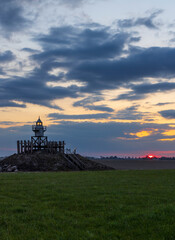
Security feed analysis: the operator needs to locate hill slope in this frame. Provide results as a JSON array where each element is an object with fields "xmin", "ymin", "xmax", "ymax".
[{"xmin": 0, "ymin": 152, "xmax": 113, "ymax": 172}]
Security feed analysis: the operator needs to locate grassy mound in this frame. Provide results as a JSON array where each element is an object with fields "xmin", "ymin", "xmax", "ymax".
[{"xmin": 0, "ymin": 152, "xmax": 112, "ymax": 172}]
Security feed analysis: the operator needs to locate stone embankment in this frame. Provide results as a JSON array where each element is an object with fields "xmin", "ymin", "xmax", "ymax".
[{"xmin": 0, "ymin": 152, "xmax": 113, "ymax": 172}]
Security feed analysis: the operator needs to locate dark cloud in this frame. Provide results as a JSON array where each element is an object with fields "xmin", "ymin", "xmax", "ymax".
[
  {"xmin": 156, "ymin": 102, "xmax": 174, "ymax": 106},
  {"xmin": 117, "ymin": 10, "xmax": 162, "ymax": 29},
  {"xmin": 0, "ymin": 50, "xmax": 15, "ymax": 62},
  {"xmin": 0, "ymin": 101, "xmax": 26, "ymax": 108},
  {"xmin": 115, "ymin": 106, "xmax": 144, "ymax": 120},
  {"xmin": 48, "ymin": 113, "xmax": 111, "ymax": 120},
  {"xmin": 114, "ymin": 93, "xmax": 146, "ymax": 101},
  {"xmin": 115, "ymin": 82, "xmax": 175, "ymax": 101},
  {"xmin": 32, "ymin": 23, "xmax": 175, "ymax": 94},
  {"xmin": 0, "ymin": 58, "xmax": 79, "ymax": 108},
  {"xmin": 0, "ymin": 0, "xmax": 30, "ymax": 34},
  {"xmin": 66, "ymin": 47, "xmax": 175, "ymax": 92},
  {"xmin": 21, "ymin": 48, "xmax": 40, "ymax": 53},
  {"xmin": 132, "ymin": 82, "xmax": 175, "ymax": 94},
  {"xmin": 159, "ymin": 110, "xmax": 175, "ymax": 119},
  {"xmin": 73, "ymin": 96, "xmax": 103, "ymax": 107},
  {"xmin": 3, "ymin": 22, "xmax": 175, "ymax": 109},
  {"xmin": 34, "ymin": 26, "xmax": 129, "ymax": 61}
]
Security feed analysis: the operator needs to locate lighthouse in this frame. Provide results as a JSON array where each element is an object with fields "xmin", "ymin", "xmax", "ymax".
[
  {"xmin": 17, "ymin": 117, "xmax": 65, "ymax": 154},
  {"xmin": 32, "ymin": 117, "xmax": 46, "ymax": 137},
  {"xmin": 31, "ymin": 117, "xmax": 48, "ymax": 150}
]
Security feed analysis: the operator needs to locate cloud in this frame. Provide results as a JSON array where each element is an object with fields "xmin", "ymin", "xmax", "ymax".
[
  {"xmin": 0, "ymin": 120, "xmax": 174, "ymax": 156},
  {"xmin": 73, "ymin": 96, "xmax": 103, "ymax": 107},
  {"xmin": 73, "ymin": 96, "xmax": 114, "ymax": 112},
  {"xmin": 57, "ymin": 0, "xmax": 103, "ymax": 8},
  {"xmin": 115, "ymin": 106, "xmax": 144, "ymax": 120},
  {"xmin": 21, "ymin": 48, "xmax": 40, "ymax": 53},
  {"xmin": 33, "ymin": 23, "xmax": 175, "ymax": 95},
  {"xmin": 66, "ymin": 47, "xmax": 175, "ymax": 92},
  {"xmin": 114, "ymin": 93, "xmax": 146, "ymax": 101},
  {"xmin": 3, "ymin": 22, "xmax": 175, "ymax": 110},
  {"xmin": 46, "ymin": 121, "xmax": 175, "ymax": 156},
  {"xmin": 0, "ymin": 121, "xmax": 21, "ymax": 125},
  {"xmin": 0, "ymin": 0, "xmax": 30, "ymax": 35},
  {"xmin": 33, "ymin": 24, "xmax": 175, "ymax": 94},
  {"xmin": 84, "ymin": 105, "xmax": 114, "ymax": 112},
  {"xmin": 117, "ymin": 10, "xmax": 162, "ymax": 29},
  {"xmin": 34, "ymin": 26, "xmax": 129, "ymax": 61},
  {"xmin": 115, "ymin": 82, "xmax": 175, "ymax": 101},
  {"xmin": 0, "ymin": 59, "xmax": 79, "ymax": 108},
  {"xmin": 156, "ymin": 102, "xmax": 174, "ymax": 106},
  {"xmin": 132, "ymin": 82, "xmax": 175, "ymax": 94},
  {"xmin": 48, "ymin": 113, "xmax": 111, "ymax": 120},
  {"xmin": 0, "ymin": 101, "xmax": 26, "ymax": 108},
  {"xmin": 0, "ymin": 50, "xmax": 16, "ymax": 62},
  {"xmin": 58, "ymin": 0, "xmax": 87, "ymax": 8},
  {"xmin": 159, "ymin": 110, "xmax": 175, "ymax": 119}
]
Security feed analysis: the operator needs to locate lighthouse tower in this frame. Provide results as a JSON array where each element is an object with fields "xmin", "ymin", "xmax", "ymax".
[{"xmin": 31, "ymin": 117, "xmax": 48, "ymax": 150}]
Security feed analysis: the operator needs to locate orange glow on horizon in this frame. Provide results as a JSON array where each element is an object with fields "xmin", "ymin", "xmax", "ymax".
[{"xmin": 158, "ymin": 138, "xmax": 175, "ymax": 142}]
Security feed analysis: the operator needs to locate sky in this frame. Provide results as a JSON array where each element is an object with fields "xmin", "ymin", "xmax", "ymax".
[{"xmin": 1, "ymin": 0, "xmax": 175, "ymax": 157}]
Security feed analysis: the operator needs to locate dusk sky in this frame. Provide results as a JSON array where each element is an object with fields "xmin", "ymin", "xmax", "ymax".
[{"xmin": 1, "ymin": 0, "xmax": 175, "ymax": 157}]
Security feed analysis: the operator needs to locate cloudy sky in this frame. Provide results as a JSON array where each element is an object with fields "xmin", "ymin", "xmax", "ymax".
[{"xmin": 1, "ymin": 0, "xmax": 175, "ymax": 157}]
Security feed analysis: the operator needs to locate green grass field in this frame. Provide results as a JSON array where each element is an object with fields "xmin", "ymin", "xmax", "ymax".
[{"xmin": 0, "ymin": 170, "xmax": 175, "ymax": 240}]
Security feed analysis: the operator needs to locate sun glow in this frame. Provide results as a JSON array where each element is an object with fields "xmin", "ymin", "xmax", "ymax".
[
  {"xmin": 162, "ymin": 130, "xmax": 175, "ymax": 136},
  {"xmin": 158, "ymin": 138, "xmax": 175, "ymax": 141},
  {"xmin": 130, "ymin": 130, "xmax": 153, "ymax": 138}
]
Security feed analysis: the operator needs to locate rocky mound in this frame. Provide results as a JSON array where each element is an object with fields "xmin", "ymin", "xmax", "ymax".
[{"xmin": 0, "ymin": 152, "xmax": 113, "ymax": 172}]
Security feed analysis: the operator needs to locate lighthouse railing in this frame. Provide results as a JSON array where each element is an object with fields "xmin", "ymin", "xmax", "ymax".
[{"xmin": 32, "ymin": 125, "xmax": 47, "ymax": 131}]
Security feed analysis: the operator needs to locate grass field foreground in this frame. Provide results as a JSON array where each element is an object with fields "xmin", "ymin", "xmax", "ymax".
[{"xmin": 0, "ymin": 170, "xmax": 175, "ymax": 239}]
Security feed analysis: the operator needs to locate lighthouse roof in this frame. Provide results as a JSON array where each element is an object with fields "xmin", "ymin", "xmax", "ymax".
[{"xmin": 36, "ymin": 117, "xmax": 42, "ymax": 124}]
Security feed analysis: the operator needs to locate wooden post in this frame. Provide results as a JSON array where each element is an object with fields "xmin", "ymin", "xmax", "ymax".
[
  {"xmin": 17, "ymin": 140, "xmax": 20, "ymax": 154},
  {"xmin": 27, "ymin": 140, "xmax": 30, "ymax": 153},
  {"xmin": 51, "ymin": 141, "xmax": 53, "ymax": 153},
  {"xmin": 56, "ymin": 141, "xmax": 58, "ymax": 153},
  {"xmin": 58, "ymin": 141, "xmax": 60, "ymax": 153},
  {"xmin": 24, "ymin": 140, "xmax": 26, "ymax": 153},
  {"xmin": 47, "ymin": 141, "xmax": 49, "ymax": 153},
  {"xmin": 31, "ymin": 141, "xmax": 33, "ymax": 153},
  {"xmin": 20, "ymin": 140, "xmax": 23, "ymax": 153},
  {"xmin": 63, "ymin": 141, "xmax": 65, "ymax": 154},
  {"xmin": 54, "ymin": 141, "xmax": 57, "ymax": 153},
  {"xmin": 53, "ymin": 141, "xmax": 55, "ymax": 153}
]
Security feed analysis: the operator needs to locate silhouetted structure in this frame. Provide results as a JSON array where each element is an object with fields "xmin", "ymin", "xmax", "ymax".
[{"xmin": 17, "ymin": 117, "xmax": 65, "ymax": 154}]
